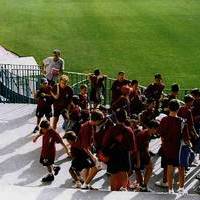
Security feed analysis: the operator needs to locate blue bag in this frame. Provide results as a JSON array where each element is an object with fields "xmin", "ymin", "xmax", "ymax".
[
  {"xmin": 179, "ymin": 142, "xmax": 193, "ymax": 167},
  {"xmin": 179, "ymin": 119, "xmax": 194, "ymax": 167}
]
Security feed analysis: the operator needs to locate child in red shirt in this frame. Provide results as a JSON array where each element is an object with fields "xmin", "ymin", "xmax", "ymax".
[
  {"xmin": 50, "ymin": 75, "xmax": 73, "ymax": 130},
  {"xmin": 33, "ymin": 120, "xmax": 69, "ymax": 182},
  {"xmin": 135, "ymin": 120, "xmax": 159, "ymax": 192},
  {"xmin": 63, "ymin": 131, "xmax": 95, "ymax": 188},
  {"xmin": 159, "ymin": 99, "xmax": 190, "ymax": 194},
  {"xmin": 103, "ymin": 108, "xmax": 137, "ymax": 191},
  {"xmin": 33, "ymin": 78, "xmax": 53, "ymax": 133}
]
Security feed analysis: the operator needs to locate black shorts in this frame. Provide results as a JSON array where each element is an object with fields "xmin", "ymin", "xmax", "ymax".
[
  {"xmin": 71, "ymin": 156, "xmax": 95, "ymax": 172},
  {"xmin": 131, "ymin": 152, "xmax": 150, "ymax": 171},
  {"xmin": 165, "ymin": 157, "xmax": 180, "ymax": 167},
  {"xmin": 53, "ymin": 108, "xmax": 68, "ymax": 118},
  {"xmin": 139, "ymin": 152, "xmax": 151, "ymax": 170},
  {"xmin": 40, "ymin": 156, "xmax": 54, "ymax": 166},
  {"xmin": 36, "ymin": 106, "xmax": 52, "ymax": 119},
  {"xmin": 158, "ymin": 147, "xmax": 168, "ymax": 168},
  {"xmin": 107, "ymin": 147, "xmax": 131, "ymax": 174}
]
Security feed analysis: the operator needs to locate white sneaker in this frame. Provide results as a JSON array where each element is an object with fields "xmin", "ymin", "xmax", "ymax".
[
  {"xmin": 168, "ymin": 189, "xmax": 175, "ymax": 194},
  {"xmin": 81, "ymin": 183, "xmax": 97, "ymax": 190},
  {"xmin": 155, "ymin": 180, "xmax": 168, "ymax": 188},
  {"xmin": 81, "ymin": 183, "xmax": 89, "ymax": 189},
  {"xmin": 120, "ymin": 187, "xmax": 127, "ymax": 191},
  {"xmin": 177, "ymin": 188, "xmax": 188, "ymax": 195}
]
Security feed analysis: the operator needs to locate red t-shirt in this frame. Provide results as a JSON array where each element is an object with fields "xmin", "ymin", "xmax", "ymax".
[
  {"xmin": 78, "ymin": 121, "xmax": 94, "ymax": 150},
  {"xmin": 192, "ymin": 99, "xmax": 200, "ymax": 124},
  {"xmin": 103, "ymin": 124, "xmax": 137, "ymax": 155},
  {"xmin": 36, "ymin": 86, "xmax": 52, "ymax": 108},
  {"xmin": 70, "ymin": 140, "xmax": 82, "ymax": 158},
  {"xmin": 90, "ymin": 75, "xmax": 105, "ymax": 89},
  {"xmin": 111, "ymin": 79, "xmax": 130, "ymax": 104},
  {"xmin": 178, "ymin": 106, "xmax": 194, "ymax": 130},
  {"xmin": 93, "ymin": 118, "xmax": 114, "ymax": 150},
  {"xmin": 158, "ymin": 116, "xmax": 189, "ymax": 160},
  {"xmin": 52, "ymin": 84, "xmax": 73, "ymax": 110},
  {"xmin": 130, "ymin": 90, "xmax": 144, "ymax": 115},
  {"xmin": 41, "ymin": 129, "xmax": 62, "ymax": 159},
  {"xmin": 136, "ymin": 129, "xmax": 150, "ymax": 154},
  {"xmin": 144, "ymin": 83, "xmax": 165, "ymax": 100},
  {"xmin": 140, "ymin": 109, "xmax": 156, "ymax": 128},
  {"xmin": 79, "ymin": 94, "xmax": 89, "ymax": 110},
  {"xmin": 111, "ymin": 96, "xmax": 130, "ymax": 114}
]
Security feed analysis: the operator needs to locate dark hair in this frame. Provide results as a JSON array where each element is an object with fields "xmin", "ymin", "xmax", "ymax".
[
  {"xmin": 72, "ymin": 95, "xmax": 80, "ymax": 105},
  {"xmin": 91, "ymin": 110, "xmax": 104, "ymax": 121},
  {"xmin": 80, "ymin": 84, "xmax": 88, "ymax": 90},
  {"xmin": 168, "ymin": 99, "xmax": 180, "ymax": 112},
  {"xmin": 147, "ymin": 120, "xmax": 159, "ymax": 129},
  {"xmin": 53, "ymin": 49, "xmax": 61, "ymax": 56},
  {"xmin": 118, "ymin": 71, "xmax": 125, "ymax": 75},
  {"xmin": 115, "ymin": 108, "xmax": 127, "ymax": 123},
  {"xmin": 41, "ymin": 78, "xmax": 48, "ymax": 84},
  {"xmin": 191, "ymin": 88, "xmax": 199, "ymax": 97},
  {"xmin": 40, "ymin": 120, "xmax": 50, "ymax": 129},
  {"xmin": 131, "ymin": 80, "xmax": 138, "ymax": 85},
  {"xmin": 63, "ymin": 131, "xmax": 77, "ymax": 141},
  {"xmin": 94, "ymin": 69, "xmax": 100, "ymax": 76},
  {"xmin": 154, "ymin": 73, "xmax": 162, "ymax": 80},
  {"xmin": 171, "ymin": 83, "xmax": 179, "ymax": 92},
  {"xmin": 184, "ymin": 94, "xmax": 194, "ymax": 103}
]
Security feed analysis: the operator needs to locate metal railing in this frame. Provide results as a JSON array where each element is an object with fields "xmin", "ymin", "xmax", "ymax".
[
  {"xmin": 64, "ymin": 71, "xmax": 89, "ymax": 94},
  {"xmin": 0, "ymin": 64, "xmax": 191, "ymax": 104},
  {"xmin": 0, "ymin": 64, "xmax": 40, "ymax": 103}
]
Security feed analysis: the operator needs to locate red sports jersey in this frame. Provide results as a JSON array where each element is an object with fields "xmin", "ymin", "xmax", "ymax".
[
  {"xmin": 158, "ymin": 116, "xmax": 189, "ymax": 161},
  {"xmin": 52, "ymin": 84, "xmax": 73, "ymax": 110},
  {"xmin": 41, "ymin": 129, "xmax": 62, "ymax": 160},
  {"xmin": 78, "ymin": 121, "xmax": 94, "ymax": 150}
]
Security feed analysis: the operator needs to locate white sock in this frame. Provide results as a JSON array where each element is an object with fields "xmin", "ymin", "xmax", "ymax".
[{"xmin": 168, "ymin": 189, "xmax": 174, "ymax": 194}]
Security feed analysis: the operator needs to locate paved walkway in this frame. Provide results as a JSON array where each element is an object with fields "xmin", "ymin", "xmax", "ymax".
[{"xmin": 0, "ymin": 103, "xmax": 199, "ymax": 199}]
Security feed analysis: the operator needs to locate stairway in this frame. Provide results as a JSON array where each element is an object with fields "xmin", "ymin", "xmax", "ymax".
[{"xmin": 0, "ymin": 104, "xmax": 199, "ymax": 199}]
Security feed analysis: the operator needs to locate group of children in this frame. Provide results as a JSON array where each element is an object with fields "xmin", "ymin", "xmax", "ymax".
[{"xmin": 32, "ymin": 71, "xmax": 200, "ymax": 194}]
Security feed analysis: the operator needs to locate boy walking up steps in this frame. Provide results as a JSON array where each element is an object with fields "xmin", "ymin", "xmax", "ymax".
[{"xmin": 33, "ymin": 120, "xmax": 69, "ymax": 182}]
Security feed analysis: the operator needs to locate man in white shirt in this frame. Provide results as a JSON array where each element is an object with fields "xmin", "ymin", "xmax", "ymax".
[{"xmin": 42, "ymin": 49, "xmax": 64, "ymax": 85}]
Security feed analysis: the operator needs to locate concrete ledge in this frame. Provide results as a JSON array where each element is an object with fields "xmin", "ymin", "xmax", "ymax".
[{"xmin": 1, "ymin": 185, "xmax": 200, "ymax": 200}]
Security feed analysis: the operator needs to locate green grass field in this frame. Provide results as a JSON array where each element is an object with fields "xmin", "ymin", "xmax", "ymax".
[{"xmin": 0, "ymin": 0, "xmax": 200, "ymax": 89}]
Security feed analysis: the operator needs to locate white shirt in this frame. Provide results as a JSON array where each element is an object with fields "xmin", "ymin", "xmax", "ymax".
[{"xmin": 43, "ymin": 56, "xmax": 64, "ymax": 80}]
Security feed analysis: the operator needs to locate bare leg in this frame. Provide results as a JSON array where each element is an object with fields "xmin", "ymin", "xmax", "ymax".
[
  {"xmin": 47, "ymin": 165, "xmax": 53, "ymax": 174},
  {"xmin": 135, "ymin": 169, "xmax": 143, "ymax": 185},
  {"xmin": 37, "ymin": 117, "xmax": 42, "ymax": 126},
  {"xmin": 69, "ymin": 167, "xmax": 81, "ymax": 182},
  {"xmin": 82, "ymin": 168, "xmax": 90, "ymax": 182},
  {"xmin": 110, "ymin": 171, "xmax": 128, "ymax": 191},
  {"xmin": 167, "ymin": 165, "xmax": 174, "ymax": 190},
  {"xmin": 163, "ymin": 167, "xmax": 167, "ymax": 183},
  {"xmin": 53, "ymin": 116, "xmax": 59, "ymax": 130},
  {"xmin": 178, "ymin": 166, "xmax": 185, "ymax": 188},
  {"xmin": 84, "ymin": 166, "xmax": 99, "ymax": 185},
  {"xmin": 144, "ymin": 161, "xmax": 153, "ymax": 186}
]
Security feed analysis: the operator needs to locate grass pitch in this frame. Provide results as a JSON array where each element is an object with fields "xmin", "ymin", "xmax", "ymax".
[{"xmin": 0, "ymin": 0, "xmax": 200, "ymax": 89}]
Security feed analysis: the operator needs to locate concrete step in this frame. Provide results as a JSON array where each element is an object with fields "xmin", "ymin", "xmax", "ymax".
[
  {"xmin": 0, "ymin": 184, "xmax": 200, "ymax": 200},
  {"xmin": 0, "ymin": 104, "xmax": 199, "ymax": 199}
]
